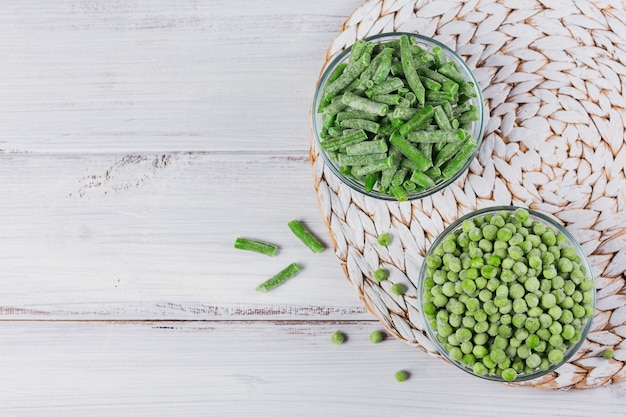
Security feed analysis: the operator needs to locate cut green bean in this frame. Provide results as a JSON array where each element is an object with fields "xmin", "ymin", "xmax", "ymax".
[
  {"xmin": 398, "ymin": 105, "xmax": 435, "ymax": 136},
  {"xmin": 410, "ymin": 170, "xmax": 436, "ymax": 188},
  {"xmin": 364, "ymin": 172, "xmax": 379, "ymax": 193},
  {"xmin": 351, "ymin": 157, "xmax": 393, "ymax": 177},
  {"xmin": 389, "ymin": 131, "xmax": 433, "ymax": 172},
  {"xmin": 345, "ymin": 139, "xmax": 388, "ymax": 155},
  {"xmin": 341, "ymin": 91, "xmax": 389, "ymax": 116},
  {"xmin": 400, "ymin": 35, "xmax": 426, "ymax": 105},
  {"xmin": 339, "ymin": 118, "xmax": 380, "ymax": 134},
  {"xmin": 336, "ymin": 111, "xmax": 380, "ymax": 122},
  {"xmin": 256, "ymin": 263, "xmax": 302, "ymax": 292},
  {"xmin": 234, "ymin": 237, "xmax": 278, "ymax": 257},
  {"xmin": 338, "ymin": 153, "xmax": 387, "ymax": 166},
  {"xmin": 433, "ymin": 138, "xmax": 467, "ymax": 168},
  {"xmin": 287, "ymin": 220, "xmax": 325, "ymax": 253},
  {"xmin": 407, "ymin": 129, "xmax": 464, "ymax": 143},
  {"xmin": 371, "ymin": 94, "xmax": 402, "ymax": 105},
  {"xmin": 433, "ymin": 105, "xmax": 453, "ymax": 130},
  {"xmin": 321, "ymin": 52, "xmax": 371, "ymax": 105},
  {"xmin": 320, "ymin": 129, "xmax": 368, "ymax": 152},
  {"xmin": 366, "ymin": 77, "xmax": 404, "ymax": 98},
  {"xmin": 442, "ymin": 138, "xmax": 478, "ymax": 179}
]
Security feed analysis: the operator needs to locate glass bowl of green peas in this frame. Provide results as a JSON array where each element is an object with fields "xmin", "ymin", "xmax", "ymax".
[
  {"xmin": 311, "ymin": 32, "xmax": 485, "ymax": 201},
  {"xmin": 418, "ymin": 206, "xmax": 596, "ymax": 383}
]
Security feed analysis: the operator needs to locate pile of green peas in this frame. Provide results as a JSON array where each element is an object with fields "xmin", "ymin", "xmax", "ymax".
[{"xmin": 421, "ymin": 207, "xmax": 595, "ymax": 381}]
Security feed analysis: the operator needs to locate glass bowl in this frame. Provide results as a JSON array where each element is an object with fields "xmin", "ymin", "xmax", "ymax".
[
  {"xmin": 418, "ymin": 206, "xmax": 596, "ymax": 382},
  {"xmin": 311, "ymin": 32, "xmax": 485, "ymax": 201}
]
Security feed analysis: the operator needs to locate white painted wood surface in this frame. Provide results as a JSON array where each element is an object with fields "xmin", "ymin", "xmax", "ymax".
[{"xmin": 0, "ymin": 1, "xmax": 624, "ymax": 415}]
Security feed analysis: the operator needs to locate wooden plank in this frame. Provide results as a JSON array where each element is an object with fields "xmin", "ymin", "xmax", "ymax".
[
  {"xmin": 1, "ymin": 320, "xmax": 625, "ymax": 416},
  {"xmin": 0, "ymin": 152, "xmax": 372, "ymax": 319},
  {"xmin": 0, "ymin": 0, "xmax": 361, "ymax": 153}
]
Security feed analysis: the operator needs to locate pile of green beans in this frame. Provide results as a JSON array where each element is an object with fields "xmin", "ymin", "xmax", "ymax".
[
  {"xmin": 317, "ymin": 34, "xmax": 480, "ymax": 201},
  {"xmin": 421, "ymin": 208, "xmax": 595, "ymax": 381}
]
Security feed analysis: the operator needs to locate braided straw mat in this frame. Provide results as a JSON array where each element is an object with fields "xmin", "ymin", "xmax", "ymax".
[{"xmin": 310, "ymin": 0, "xmax": 626, "ymax": 390}]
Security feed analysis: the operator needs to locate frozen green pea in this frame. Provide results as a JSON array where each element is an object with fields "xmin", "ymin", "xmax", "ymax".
[
  {"xmin": 331, "ymin": 331, "xmax": 345, "ymax": 345},
  {"xmin": 489, "ymin": 348, "xmax": 507, "ymax": 364},
  {"xmin": 374, "ymin": 268, "xmax": 388, "ymax": 282},
  {"xmin": 602, "ymin": 348, "xmax": 615, "ymax": 360},
  {"xmin": 548, "ymin": 348, "xmax": 564, "ymax": 364},
  {"xmin": 395, "ymin": 370, "xmax": 410, "ymax": 382},
  {"xmin": 473, "ymin": 362, "xmax": 488, "ymax": 376},
  {"xmin": 525, "ymin": 317, "xmax": 540, "ymax": 333},
  {"xmin": 392, "ymin": 283, "xmax": 407, "ymax": 296},
  {"xmin": 541, "ymin": 293, "xmax": 557, "ymax": 309},
  {"xmin": 539, "ymin": 313, "xmax": 553, "ymax": 328},
  {"xmin": 509, "ymin": 283, "xmax": 525, "ymax": 299}
]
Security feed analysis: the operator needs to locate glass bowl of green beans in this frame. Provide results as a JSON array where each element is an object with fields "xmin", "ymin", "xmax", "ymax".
[
  {"xmin": 311, "ymin": 32, "xmax": 485, "ymax": 201},
  {"xmin": 418, "ymin": 206, "xmax": 596, "ymax": 382}
]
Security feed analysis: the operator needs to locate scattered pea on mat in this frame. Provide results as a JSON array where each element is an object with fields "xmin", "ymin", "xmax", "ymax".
[
  {"xmin": 317, "ymin": 34, "xmax": 481, "ymax": 200},
  {"xmin": 234, "ymin": 237, "xmax": 278, "ymax": 257},
  {"xmin": 370, "ymin": 330, "xmax": 385, "ymax": 343},
  {"xmin": 391, "ymin": 283, "xmax": 407, "ymax": 296},
  {"xmin": 331, "ymin": 331, "xmax": 346, "ymax": 345},
  {"xmin": 395, "ymin": 370, "xmax": 410, "ymax": 382},
  {"xmin": 421, "ymin": 208, "xmax": 595, "ymax": 381},
  {"xmin": 377, "ymin": 233, "xmax": 391, "ymax": 246},
  {"xmin": 602, "ymin": 348, "xmax": 614, "ymax": 360},
  {"xmin": 374, "ymin": 268, "xmax": 388, "ymax": 282},
  {"xmin": 255, "ymin": 263, "xmax": 302, "ymax": 293},
  {"xmin": 287, "ymin": 220, "xmax": 325, "ymax": 253}
]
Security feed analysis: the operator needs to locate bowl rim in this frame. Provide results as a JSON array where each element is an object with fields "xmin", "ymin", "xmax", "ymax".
[
  {"xmin": 311, "ymin": 31, "xmax": 486, "ymax": 201},
  {"xmin": 417, "ymin": 205, "xmax": 596, "ymax": 382}
]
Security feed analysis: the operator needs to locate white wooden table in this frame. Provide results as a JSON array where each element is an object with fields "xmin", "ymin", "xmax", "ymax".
[{"xmin": 1, "ymin": 1, "xmax": 625, "ymax": 415}]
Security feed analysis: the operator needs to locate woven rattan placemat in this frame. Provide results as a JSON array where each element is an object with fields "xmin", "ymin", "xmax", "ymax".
[{"xmin": 311, "ymin": 0, "xmax": 626, "ymax": 389}]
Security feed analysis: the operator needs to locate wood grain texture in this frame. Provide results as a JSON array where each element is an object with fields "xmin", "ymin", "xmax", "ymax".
[
  {"xmin": 2, "ymin": 320, "xmax": 625, "ymax": 417},
  {"xmin": 0, "ymin": 0, "xmax": 359, "ymax": 153},
  {"xmin": 0, "ymin": 152, "xmax": 371, "ymax": 319}
]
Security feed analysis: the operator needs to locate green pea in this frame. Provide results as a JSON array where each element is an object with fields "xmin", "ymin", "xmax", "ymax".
[
  {"xmin": 331, "ymin": 331, "xmax": 345, "ymax": 345},
  {"xmin": 442, "ymin": 282, "xmax": 457, "ymax": 297},
  {"xmin": 512, "ymin": 313, "xmax": 527, "ymax": 329},
  {"xmin": 559, "ymin": 309, "xmax": 574, "ymax": 324},
  {"xmin": 473, "ymin": 362, "xmax": 488, "ymax": 376},
  {"xmin": 508, "ymin": 245, "xmax": 524, "ymax": 260},
  {"xmin": 541, "ymin": 293, "xmax": 557, "ymax": 309},
  {"xmin": 524, "ymin": 276, "xmax": 540, "ymax": 292},
  {"xmin": 525, "ymin": 317, "xmax": 540, "ymax": 333},
  {"xmin": 370, "ymin": 330, "xmax": 385, "ymax": 343},
  {"xmin": 473, "ymin": 332, "xmax": 489, "ymax": 345},
  {"xmin": 526, "ymin": 353, "xmax": 542, "ymax": 369},
  {"xmin": 423, "ymin": 302, "xmax": 437, "ymax": 317},
  {"xmin": 490, "ymin": 348, "xmax": 506, "ymax": 364},
  {"xmin": 525, "ymin": 293, "xmax": 539, "ymax": 308},
  {"xmin": 509, "ymin": 283, "xmax": 525, "ymax": 299},
  {"xmin": 449, "ymin": 313, "xmax": 462, "ymax": 328},
  {"xmin": 517, "ymin": 344, "xmax": 531, "ymax": 359},
  {"xmin": 474, "ymin": 321, "xmax": 489, "ymax": 334},
  {"xmin": 395, "ymin": 370, "xmax": 410, "ymax": 382},
  {"xmin": 602, "ymin": 348, "xmax": 615, "ymax": 360},
  {"xmin": 536, "ymin": 328, "xmax": 551, "ymax": 341},
  {"xmin": 528, "ymin": 306, "xmax": 543, "ymax": 318},
  {"xmin": 497, "ymin": 227, "xmax": 513, "ymax": 242},
  {"xmin": 548, "ymin": 348, "xmax": 564, "ymax": 364},
  {"xmin": 462, "ymin": 279, "xmax": 476, "ymax": 294},
  {"xmin": 462, "ymin": 353, "xmax": 476, "ymax": 366},
  {"xmin": 468, "ymin": 227, "xmax": 482, "ymax": 241},
  {"xmin": 461, "ymin": 340, "xmax": 474, "ymax": 354},
  {"xmin": 392, "ymin": 283, "xmax": 407, "ymax": 296},
  {"xmin": 562, "ymin": 324, "xmax": 576, "ymax": 340},
  {"xmin": 374, "ymin": 268, "xmax": 389, "ymax": 282},
  {"xmin": 539, "ymin": 313, "xmax": 553, "ymax": 329},
  {"xmin": 480, "ymin": 265, "xmax": 498, "ymax": 279},
  {"xmin": 525, "ymin": 334, "xmax": 540, "ymax": 349},
  {"xmin": 548, "ymin": 334, "xmax": 563, "ymax": 347},
  {"xmin": 513, "ymin": 298, "xmax": 528, "ymax": 313},
  {"xmin": 482, "ymin": 224, "xmax": 498, "ymax": 241},
  {"xmin": 482, "ymin": 355, "xmax": 496, "ymax": 369},
  {"xmin": 432, "ymin": 270, "xmax": 446, "ymax": 284}
]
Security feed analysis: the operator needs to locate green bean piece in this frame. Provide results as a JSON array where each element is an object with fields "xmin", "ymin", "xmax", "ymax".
[
  {"xmin": 364, "ymin": 172, "xmax": 379, "ymax": 193},
  {"xmin": 351, "ymin": 157, "xmax": 393, "ymax": 177},
  {"xmin": 287, "ymin": 220, "xmax": 325, "ymax": 253},
  {"xmin": 433, "ymin": 105, "xmax": 453, "ymax": 130},
  {"xmin": 370, "ymin": 330, "xmax": 385, "ymax": 343},
  {"xmin": 320, "ymin": 129, "xmax": 368, "ymax": 152},
  {"xmin": 339, "ymin": 118, "xmax": 380, "ymax": 134},
  {"xmin": 442, "ymin": 101, "xmax": 454, "ymax": 120},
  {"xmin": 358, "ymin": 47, "xmax": 391, "ymax": 86},
  {"xmin": 431, "ymin": 46, "xmax": 446, "ymax": 67},
  {"xmin": 442, "ymin": 138, "xmax": 478, "ymax": 179},
  {"xmin": 371, "ymin": 50, "xmax": 394, "ymax": 85},
  {"xmin": 389, "ymin": 131, "xmax": 433, "ymax": 172},
  {"xmin": 331, "ymin": 331, "xmax": 346, "ymax": 345},
  {"xmin": 410, "ymin": 170, "xmax": 436, "ymax": 188},
  {"xmin": 426, "ymin": 90, "xmax": 458, "ymax": 102},
  {"xmin": 398, "ymin": 105, "xmax": 435, "ymax": 136},
  {"xmin": 338, "ymin": 153, "xmax": 387, "ymax": 166},
  {"xmin": 345, "ymin": 139, "xmax": 388, "ymax": 155},
  {"xmin": 379, "ymin": 146, "xmax": 402, "ymax": 192},
  {"xmin": 407, "ymin": 129, "xmax": 464, "ymax": 144},
  {"xmin": 414, "ymin": 50, "xmax": 435, "ymax": 68},
  {"xmin": 336, "ymin": 111, "xmax": 380, "ymax": 122},
  {"xmin": 400, "ymin": 35, "xmax": 426, "ymax": 105},
  {"xmin": 420, "ymin": 76, "xmax": 442, "ymax": 91},
  {"xmin": 256, "ymin": 263, "xmax": 303, "ymax": 292},
  {"xmin": 234, "ymin": 237, "xmax": 278, "ymax": 257},
  {"xmin": 371, "ymin": 94, "xmax": 402, "ymax": 105},
  {"xmin": 433, "ymin": 138, "xmax": 466, "ymax": 168},
  {"xmin": 365, "ymin": 77, "xmax": 405, "ymax": 98},
  {"xmin": 390, "ymin": 184, "xmax": 408, "ymax": 201},
  {"xmin": 437, "ymin": 61, "xmax": 466, "ymax": 85},
  {"xmin": 457, "ymin": 105, "xmax": 480, "ymax": 124},
  {"xmin": 322, "ymin": 52, "xmax": 372, "ymax": 104},
  {"xmin": 391, "ymin": 167, "xmax": 409, "ymax": 186},
  {"xmin": 403, "ymin": 180, "xmax": 417, "ymax": 191},
  {"xmin": 392, "ymin": 106, "xmax": 420, "ymax": 121},
  {"xmin": 341, "ymin": 91, "xmax": 389, "ymax": 117}
]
